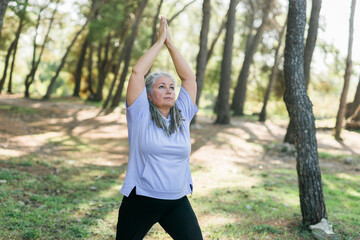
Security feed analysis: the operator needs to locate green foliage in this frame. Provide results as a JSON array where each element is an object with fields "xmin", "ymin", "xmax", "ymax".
[{"xmin": 88, "ymin": 0, "xmax": 127, "ymax": 42}]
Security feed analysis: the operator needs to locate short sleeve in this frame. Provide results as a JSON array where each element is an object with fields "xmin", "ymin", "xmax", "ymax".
[
  {"xmin": 125, "ymin": 87, "xmax": 149, "ymax": 123},
  {"xmin": 175, "ymin": 87, "xmax": 198, "ymax": 121}
]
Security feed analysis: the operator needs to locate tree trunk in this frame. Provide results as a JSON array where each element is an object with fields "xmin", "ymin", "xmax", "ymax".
[
  {"xmin": 110, "ymin": 0, "xmax": 148, "ymax": 108},
  {"xmin": 207, "ymin": 12, "xmax": 227, "ymax": 64},
  {"xmin": 259, "ymin": 17, "xmax": 287, "ymax": 122},
  {"xmin": 25, "ymin": 5, "xmax": 43, "ymax": 97},
  {"xmin": 284, "ymin": 0, "xmax": 327, "ymax": 225},
  {"xmin": 192, "ymin": 0, "xmax": 211, "ymax": 125},
  {"xmin": 73, "ymin": 37, "xmax": 89, "ymax": 97},
  {"xmin": 214, "ymin": 0, "xmax": 237, "ymax": 124},
  {"xmin": 0, "ymin": 40, "xmax": 15, "ymax": 93},
  {"xmin": 24, "ymin": 0, "xmax": 59, "ymax": 98},
  {"xmin": 231, "ymin": 0, "xmax": 273, "ymax": 116},
  {"xmin": 335, "ymin": 0, "xmax": 357, "ymax": 140},
  {"xmin": 304, "ymin": 0, "xmax": 322, "ymax": 88},
  {"xmin": 101, "ymin": 16, "xmax": 132, "ymax": 111},
  {"xmin": 87, "ymin": 43, "xmax": 95, "ymax": 99},
  {"xmin": 43, "ymin": 0, "xmax": 106, "ymax": 100},
  {"xmin": 349, "ymin": 78, "xmax": 360, "ymax": 116},
  {"xmin": 94, "ymin": 34, "xmax": 111, "ymax": 101},
  {"xmin": 0, "ymin": 0, "xmax": 10, "ymax": 39},
  {"xmin": 284, "ymin": 0, "xmax": 322, "ymax": 142},
  {"xmin": 8, "ymin": 14, "xmax": 26, "ymax": 94},
  {"xmin": 151, "ymin": 0, "xmax": 164, "ymax": 45}
]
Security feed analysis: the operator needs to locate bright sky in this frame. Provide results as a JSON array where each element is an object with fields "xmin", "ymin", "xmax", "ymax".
[{"xmin": 319, "ymin": 0, "xmax": 360, "ymax": 63}]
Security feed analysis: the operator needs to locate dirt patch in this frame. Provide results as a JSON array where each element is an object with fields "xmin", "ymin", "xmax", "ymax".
[{"xmin": 1, "ymin": 94, "xmax": 359, "ymax": 175}]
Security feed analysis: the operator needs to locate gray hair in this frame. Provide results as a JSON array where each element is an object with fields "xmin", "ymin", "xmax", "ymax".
[
  {"xmin": 145, "ymin": 71, "xmax": 176, "ymax": 96},
  {"xmin": 145, "ymin": 71, "xmax": 184, "ymax": 136}
]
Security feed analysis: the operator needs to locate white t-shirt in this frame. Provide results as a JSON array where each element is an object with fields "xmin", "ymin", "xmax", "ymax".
[{"xmin": 120, "ymin": 86, "xmax": 198, "ymax": 200}]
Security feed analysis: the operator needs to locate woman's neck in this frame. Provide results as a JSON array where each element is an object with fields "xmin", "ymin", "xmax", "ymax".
[{"xmin": 159, "ymin": 109, "xmax": 170, "ymax": 118}]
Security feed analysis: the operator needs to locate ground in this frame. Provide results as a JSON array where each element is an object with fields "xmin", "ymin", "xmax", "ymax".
[{"xmin": 0, "ymin": 93, "xmax": 359, "ymax": 240}]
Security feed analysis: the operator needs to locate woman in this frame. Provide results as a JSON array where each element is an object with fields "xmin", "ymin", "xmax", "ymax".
[{"xmin": 116, "ymin": 17, "xmax": 203, "ymax": 240}]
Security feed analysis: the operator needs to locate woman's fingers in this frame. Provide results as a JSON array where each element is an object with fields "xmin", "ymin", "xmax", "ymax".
[{"xmin": 157, "ymin": 16, "xmax": 167, "ymax": 43}]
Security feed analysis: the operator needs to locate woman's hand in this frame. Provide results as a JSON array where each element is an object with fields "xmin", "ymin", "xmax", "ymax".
[
  {"xmin": 157, "ymin": 16, "xmax": 167, "ymax": 44},
  {"xmin": 164, "ymin": 19, "xmax": 173, "ymax": 47}
]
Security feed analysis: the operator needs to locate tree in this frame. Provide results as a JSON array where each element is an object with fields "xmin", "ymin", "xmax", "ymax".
[
  {"xmin": 43, "ymin": 0, "xmax": 106, "ymax": 100},
  {"xmin": 214, "ymin": 0, "xmax": 237, "ymax": 124},
  {"xmin": 284, "ymin": 0, "xmax": 327, "ymax": 225},
  {"xmin": 192, "ymin": 0, "xmax": 211, "ymax": 124},
  {"xmin": 0, "ymin": 0, "xmax": 29, "ymax": 94},
  {"xmin": 348, "ymin": 78, "xmax": 360, "ymax": 117},
  {"xmin": 284, "ymin": 0, "xmax": 322, "ymax": 143},
  {"xmin": 73, "ymin": 37, "xmax": 89, "ymax": 97},
  {"xmin": 110, "ymin": 0, "xmax": 148, "ymax": 108},
  {"xmin": 150, "ymin": 0, "xmax": 164, "ymax": 46},
  {"xmin": 0, "ymin": 0, "xmax": 10, "ymax": 40},
  {"xmin": 231, "ymin": 0, "xmax": 274, "ymax": 116},
  {"xmin": 0, "ymin": 40, "xmax": 14, "ymax": 93},
  {"xmin": 335, "ymin": 0, "xmax": 357, "ymax": 140},
  {"xmin": 24, "ymin": 0, "xmax": 60, "ymax": 98},
  {"xmin": 206, "ymin": 11, "xmax": 227, "ymax": 64},
  {"xmin": 100, "ymin": 16, "xmax": 132, "ymax": 111},
  {"xmin": 87, "ymin": 0, "xmax": 128, "ymax": 102},
  {"xmin": 259, "ymin": 17, "xmax": 287, "ymax": 122},
  {"xmin": 304, "ymin": 0, "xmax": 322, "ymax": 88}
]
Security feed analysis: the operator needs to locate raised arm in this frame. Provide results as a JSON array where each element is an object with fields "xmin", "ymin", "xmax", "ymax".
[
  {"xmin": 126, "ymin": 17, "xmax": 167, "ymax": 107},
  {"xmin": 164, "ymin": 20, "xmax": 197, "ymax": 104}
]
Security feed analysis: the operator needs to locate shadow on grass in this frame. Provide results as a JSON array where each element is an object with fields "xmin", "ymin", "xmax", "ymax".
[{"xmin": 0, "ymin": 152, "xmax": 127, "ymax": 240}]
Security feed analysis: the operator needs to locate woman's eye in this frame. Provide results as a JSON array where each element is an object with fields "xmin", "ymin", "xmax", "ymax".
[
  {"xmin": 170, "ymin": 87, "xmax": 174, "ymax": 90},
  {"xmin": 159, "ymin": 86, "xmax": 164, "ymax": 89}
]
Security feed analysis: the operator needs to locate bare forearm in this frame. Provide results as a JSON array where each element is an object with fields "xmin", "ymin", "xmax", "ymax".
[
  {"xmin": 166, "ymin": 42, "xmax": 195, "ymax": 82},
  {"xmin": 132, "ymin": 41, "xmax": 164, "ymax": 76}
]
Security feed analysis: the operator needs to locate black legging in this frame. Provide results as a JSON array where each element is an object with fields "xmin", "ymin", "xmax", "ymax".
[{"xmin": 116, "ymin": 189, "xmax": 203, "ymax": 240}]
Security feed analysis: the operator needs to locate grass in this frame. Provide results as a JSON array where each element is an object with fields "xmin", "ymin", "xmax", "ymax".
[
  {"xmin": 1, "ymin": 147, "xmax": 359, "ymax": 239},
  {"xmin": 0, "ymin": 103, "xmax": 359, "ymax": 239},
  {"xmin": 0, "ymin": 105, "xmax": 37, "ymax": 114},
  {"xmin": 0, "ymin": 153, "xmax": 126, "ymax": 240}
]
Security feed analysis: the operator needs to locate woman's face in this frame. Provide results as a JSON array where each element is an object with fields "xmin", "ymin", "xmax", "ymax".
[{"xmin": 148, "ymin": 76, "xmax": 175, "ymax": 111}]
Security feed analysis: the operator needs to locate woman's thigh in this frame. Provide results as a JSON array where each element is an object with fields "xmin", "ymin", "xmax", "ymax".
[
  {"xmin": 116, "ymin": 192, "xmax": 159, "ymax": 240},
  {"xmin": 158, "ymin": 196, "xmax": 203, "ymax": 240}
]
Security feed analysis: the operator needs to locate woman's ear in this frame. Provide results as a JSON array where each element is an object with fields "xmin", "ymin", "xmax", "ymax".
[{"xmin": 147, "ymin": 93, "xmax": 152, "ymax": 101}]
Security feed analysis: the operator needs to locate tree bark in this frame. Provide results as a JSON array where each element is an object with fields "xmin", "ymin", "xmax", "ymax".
[
  {"xmin": 335, "ymin": 0, "xmax": 357, "ymax": 140},
  {"xmin": 93, "ymin": 34, "xmax": 111, "ymax": 101},
  {"xmin": 8, "ymin": 20, "xmax": 24, "ymax": 93},
  {"xmin": 110, "ymin": 0, "xmax": 148, "ymax": 108},
  {"xmin": 87, "ymin": 43, "xmax": 95, "ymax": 98},
  {"xmin": 73, "ymin": 37, "xmax": 89, "ymax": 97},
  {"xmin": 207, "ymin": 12, "xmax": 226, "ymax": 64},
  {"xmin": 25, "ymin": 5, "xmax": 43, "ymax": 97},
  {"xmin": 348, "ymin": 78, "xmax": 360, "ymax": 117},
  {"xmin": 24, "ymin": 1, "xmax": 55, "ymax": 98},
  {"xmin": 284, "ymin": 0, "xmax": 322, "ymax": 143},
  {"xmin": 284, "ymin": 0, "xmax": 327, "ymax": 225},
  {"xmin": 43, "ymin": 0, "xmax": 106, "ymax": 100},
  {"xmin": 7, "ymin": 0, "xmax": 28, "ymax": 94},
  {"xmin": 101, "ymin": 16, "xmax": 132, "ymax": 111},
  {"xmin": 0, "ymin": 0, "xmax": 10, "ymax": 40},
  {"xmin": 259, "ymin": 17, "xmax": 287, "ymax": 122},
  {"xmin": 151, "ymin": 0, "xmax": 164, "ymax": 45},
  {"xmin": 192, "ymin": 0, "xmax": 211, "ymax": 125},
  {"xmin": 304, "ymin": 0, "xmax": 322, "ymax": 88},
  {"xmin": 214, "ymin": 0, "xmax": 237, "ymax": 124},
  {"xmin": 231, "ymin": 0, "xmax": 273, "ymax": 116},
  {"xmin": 0, "ymin": 40, "xmax": 15, "ymax": 93}
]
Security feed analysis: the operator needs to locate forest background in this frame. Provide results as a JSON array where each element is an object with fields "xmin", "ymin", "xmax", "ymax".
[{"xmin": 0, "ymin": 0, "xmax": 359, "ymax": 239}]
